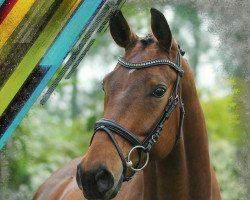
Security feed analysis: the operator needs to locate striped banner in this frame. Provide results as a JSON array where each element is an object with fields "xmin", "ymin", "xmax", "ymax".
[{"xmin": 0, "ymin": 0, "xmax": 126, "ymax": 149}]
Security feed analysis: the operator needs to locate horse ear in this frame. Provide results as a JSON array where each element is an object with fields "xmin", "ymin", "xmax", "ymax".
[
  {"xmin": 109, "ymin": 10, "xmax": 135, "ymax": 48},
  {"xmin": 150, "ymin": 8, "xmax": 172, "ymax": 50}
]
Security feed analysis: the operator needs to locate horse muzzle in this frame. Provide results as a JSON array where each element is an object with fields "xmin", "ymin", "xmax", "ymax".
[{"xmin": 76, "ymin": 164, "xmax": 122, "ymax": 200}]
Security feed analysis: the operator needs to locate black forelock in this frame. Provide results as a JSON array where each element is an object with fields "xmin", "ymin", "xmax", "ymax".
[{"xmin": 140, "ymin": 34, "xmax": 154, "ymax": 48}]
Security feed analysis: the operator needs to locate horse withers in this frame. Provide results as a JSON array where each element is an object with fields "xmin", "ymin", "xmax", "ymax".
[{"xmin": 33, "ymin": 8, "xmax": 221, "ymax": 200}]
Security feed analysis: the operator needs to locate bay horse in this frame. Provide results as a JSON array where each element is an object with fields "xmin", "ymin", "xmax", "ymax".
[{"xmin": 33, "ymin": 8, "xmax": 221, "ymax": 200}]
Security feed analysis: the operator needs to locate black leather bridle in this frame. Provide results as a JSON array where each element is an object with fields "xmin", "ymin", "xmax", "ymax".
[{"xmin": 90, "ymin": 46, "xmax": 185, "ymax": 181}]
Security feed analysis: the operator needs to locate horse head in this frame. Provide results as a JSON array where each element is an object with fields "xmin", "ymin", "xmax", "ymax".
[{"xmin": 76, "ymin": 8, "xmax": 185, "ymax": 200}]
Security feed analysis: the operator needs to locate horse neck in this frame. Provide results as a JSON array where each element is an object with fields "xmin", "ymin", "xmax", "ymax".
[
  {"xmin": 181, "ymin": 59, "xmax": 212, "ymax": 198},
  {"xmin": 143, "ymin": 59, "xmax": 212, "ymax": 200},
  {"xmin": 143, "ymin": 142, "xmax": 189, "ymax": 200}
]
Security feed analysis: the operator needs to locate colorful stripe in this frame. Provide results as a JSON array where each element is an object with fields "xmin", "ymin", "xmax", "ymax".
[
  {"xmin": 0, "ymin": 0, "xmax": 81, "ymax": 115},
  {"xmin": 0, "ymin": 0, "xmax": 62, "ymax": 88},
  {"xmin": 40, "ymin": 0, "xmax": 104, "ymax": 67},
  {"xmin": 0, "ymin": 0, "xmax": 6, "ymax": 7},
  {"xmin": 40, "ymin": 0, "xmax": 114, "ymax": 104},
  {"xmin": 0, "ymin": 67, "xmax": 49, "ymax": 136},
  {"xmin": 0, "ymin": 0, "xmax": 35, "ymax": 48},
  {"xmin": 0, "ymin": 0, "xmax": 18, "ymax": 24},
  {"xmin": 0, "ymin": 0, "xmax": 106, "ymax": 149}
]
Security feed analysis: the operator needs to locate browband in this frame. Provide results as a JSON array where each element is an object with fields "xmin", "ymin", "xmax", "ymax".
[{"xmin": 118, "ymin": 57, "xmax": 184, "ymax": 75}]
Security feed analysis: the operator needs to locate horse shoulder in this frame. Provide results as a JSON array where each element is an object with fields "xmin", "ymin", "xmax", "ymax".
[{"xmin": 33, "ymin": 157, "xmax": 83, "ymax": 200}]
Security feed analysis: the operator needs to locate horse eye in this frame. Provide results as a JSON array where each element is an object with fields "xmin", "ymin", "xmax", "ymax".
[{"xmin": 152, "ymin": 86, "xmax": 166, "ymax": 98}]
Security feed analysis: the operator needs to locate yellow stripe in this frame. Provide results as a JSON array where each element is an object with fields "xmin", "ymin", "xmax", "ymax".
[
  {"xmin": 0, "ymin": 0, "xmax": 56, "ymax": 63},
  {"xmin": 0, "ymin": 0, "xmax": 81, "ymax": 115},
  {"xmin": 0, "ymin": 0, "xmax": 36, "ymax": 49}
]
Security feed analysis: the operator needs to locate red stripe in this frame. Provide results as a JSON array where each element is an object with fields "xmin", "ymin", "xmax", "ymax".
[{"xmin": 0, "ymin": 0, "xmax": 18, "ymax": 24}]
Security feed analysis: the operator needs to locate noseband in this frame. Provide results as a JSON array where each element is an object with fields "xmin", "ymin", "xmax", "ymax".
[{"xmin": 90, "ymin": 47, "xmax": 185, "ymax": 181}]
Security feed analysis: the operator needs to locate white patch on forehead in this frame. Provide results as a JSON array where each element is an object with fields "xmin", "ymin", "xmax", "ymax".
[{"xmin": 128, "ymin": 69, "xmax": 136, "ymax": 74}]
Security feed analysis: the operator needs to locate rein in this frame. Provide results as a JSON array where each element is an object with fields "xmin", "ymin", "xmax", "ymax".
[{"xmin": 91, "ymin": 47, "xmax": 185, "ymax": 181}]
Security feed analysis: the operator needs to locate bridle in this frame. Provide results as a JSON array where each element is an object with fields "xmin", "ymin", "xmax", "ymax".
[
  {"xmin": 91, "ymin": 47, "xmax": 185, "ymax": 181},
  {"xmin": 90, "ymin": 46, "xmax": 185, "ymax": 181}
]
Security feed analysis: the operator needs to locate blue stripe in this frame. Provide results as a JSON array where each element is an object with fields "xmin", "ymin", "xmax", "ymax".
[
  {"xmin": 0, "ymin": 65, "xmax": 54, "ymax": 149},
  {"xmin": 0, "ymin": 0, "xmax": 5, "ymax": 7},
  {"xmin": 40, "ymin": 0, "xmax": 104, "ymax": 66},
  {"xmin": 0, "ymin": 0, "xmax": 105, "ymax": 149}
]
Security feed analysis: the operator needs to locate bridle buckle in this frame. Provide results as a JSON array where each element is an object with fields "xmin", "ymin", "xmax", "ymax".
[{"xmin": 152, "ymin": 134, "xmax": 157, "ymax": 143}]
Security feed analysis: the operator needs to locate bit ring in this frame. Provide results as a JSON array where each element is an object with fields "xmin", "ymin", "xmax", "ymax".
[{"xmin": 126, "ymin": 145, "xmax": 149, "ymax": 171}]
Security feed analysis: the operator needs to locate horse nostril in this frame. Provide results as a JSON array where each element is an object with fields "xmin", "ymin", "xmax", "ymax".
[{"xmin": 95, "ymin": 168, "xmax": 114, "ymax": 194}]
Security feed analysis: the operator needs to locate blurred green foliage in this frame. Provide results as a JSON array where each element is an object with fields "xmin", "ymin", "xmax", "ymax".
[
  {"xmin": 202, "ymin": 95, "xmax": 238, "ymax": 142},
  {"xmin": 202, "ymin": 95, "xmax": 245, "ymax": 199}
]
